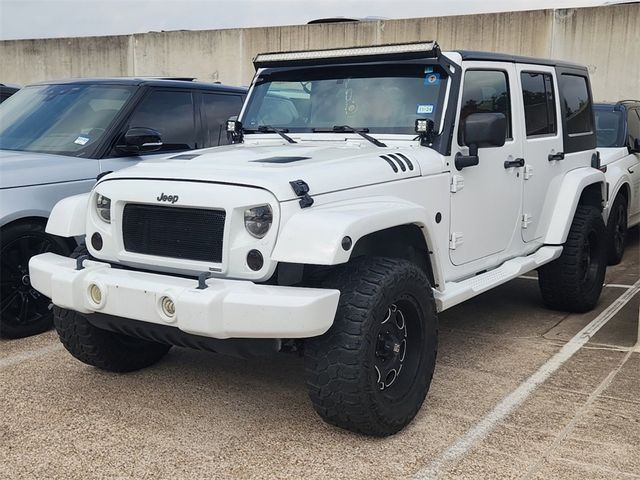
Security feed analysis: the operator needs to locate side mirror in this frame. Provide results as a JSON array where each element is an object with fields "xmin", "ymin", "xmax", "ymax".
[
  {"xmin": 116, "ymin": 127, "xmax": 163, "ymax": 155},
  {"xmin": 463, "ymin": 112, "xmax": 507, "ymax": 151},
  {"xmin": 456, "ymin": 112, "xmax": 507, "ymax": 170}
]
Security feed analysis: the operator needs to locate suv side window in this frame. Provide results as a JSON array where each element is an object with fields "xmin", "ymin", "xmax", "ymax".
[
  {"xmin": 127, "ymin": 90, "xmax": 196, "ymax": 152},
  {"xmin": 202, "ymin": 93, "xmax": 244, "ymax": 147},
  {"xmin": 559, "ymin": 74, "xmax": 592, "ymax": 135},
  {"xmin": 627, "ymin": 107, "xmax": 640, "ymax": 149},
  {"xmin": 521, "ymin": 72, "xmax": 557, "ymax": 136},
  {"xmin": 459, "ymin": 70, "xmax": 512, "ymax": 145}
]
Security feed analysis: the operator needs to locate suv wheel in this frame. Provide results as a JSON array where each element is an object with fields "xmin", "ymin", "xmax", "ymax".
[
  {"xmin": 606, "ymin": 194, "xmax": 628, "ymax": 265},
  {"xmin": 0, "ymin": 222, "xmax": 72, "ymax": 338},
  {"xmin": 538, "ymin": 205, "xmax": 607, "ymax": 313},
  {"xmin": 304, "ymin": 257, "xmax": 438, "ymax": 436},
  {"xmin": 53, "ymin": 244, "xmax": 172, "ymax": 372}
]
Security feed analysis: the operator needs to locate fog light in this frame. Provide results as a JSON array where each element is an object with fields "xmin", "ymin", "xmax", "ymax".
[
  {"xmin": 247, "ymin": 249, "xmax": 264, "ymax": 271},
  {"xmin": 88, "ymin": 284, "xmax": 102, "ymax": 305},
  {"xmin": 91, "ymin": 232, "xmax": 103, "ymax": 250},
  {"xmin": 160, "ymin": 296, "xmax": 175, "ymax": 317}
]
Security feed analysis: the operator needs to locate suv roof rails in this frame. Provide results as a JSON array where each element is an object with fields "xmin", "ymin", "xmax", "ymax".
[
  {"xmin": 307, "ymin": 18, "xmax": 360, "ymax": 24},
  {"xmin": 146, "ymin": 77, "xmax": 197, "ymax": 82}
]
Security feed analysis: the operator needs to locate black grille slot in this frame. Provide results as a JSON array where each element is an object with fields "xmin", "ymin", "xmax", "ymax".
[{"xmin": 122, "ymin": 204, "xmax": 225, "ymax": 263}]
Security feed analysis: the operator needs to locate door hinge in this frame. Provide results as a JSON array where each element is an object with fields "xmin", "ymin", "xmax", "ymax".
[
  {"xmin": 449, "ymin": 232, "xmax": 464, "ymax": 250},
  {"xmin": 522, "ymin": 213, "xmax": 533, "ymax": 229},
  {"xmin": 524, "ymin": 164, "xmax": 533, "ymax": 180},
  {"xmin": 450, "ymin": 175, "xmax": 464, "ymax": 193}
]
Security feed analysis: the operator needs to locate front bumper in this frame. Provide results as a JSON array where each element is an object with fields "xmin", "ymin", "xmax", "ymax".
[{"xmin": 29, "ymin": 253, "xmax": 340, "ymax": 339}]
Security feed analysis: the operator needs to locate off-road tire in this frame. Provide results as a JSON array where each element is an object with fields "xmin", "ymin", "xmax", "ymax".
[
  {"xmin": 606, "ymin": 194, "xmax": 628, "ymax": 265},
  {"xmin": 0, "ymin": 221, "xmax": 72, "ymax": 339},
  {"xmin": 53, "ymin": 244, "xmax": 171, "ymax": 372},
  {"xmin": 304, "ymin": 257, "xmax": 438, "ymax": 437},
  {"xmin": 538, "ymin": 205, "xmax": 607, "ymax": 313}
]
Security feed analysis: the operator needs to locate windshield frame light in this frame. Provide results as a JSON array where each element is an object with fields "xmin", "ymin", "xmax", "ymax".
[
  {"xmin": 244, "ymin": 204, "xmax": 273, "ymax": 239},
  {"xmin": 95, "ymin": 194, "xmax": 111, "ymax": 223},
  {"xmin": 254, "ymin": 41, "xmax": 438, "ymax": 67}
]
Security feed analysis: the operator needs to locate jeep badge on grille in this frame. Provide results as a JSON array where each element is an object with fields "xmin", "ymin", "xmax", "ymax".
[{"xmin": 157, "ymin": 193, "xmax": 179, "ymax": 204}]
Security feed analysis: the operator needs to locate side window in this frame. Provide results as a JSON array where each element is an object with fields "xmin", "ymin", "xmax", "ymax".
[
  {"xmin": 627, "ymin": 108, "xmax": 640, "ymax": 149},
  {"xmin": 127, "ymin": 90, "xmax": 196, "ymax": 152},
  {"xmin": 459, "ymin": 70, "xmax": 511, "ymax": 145},
  {"xmin": 559, "ymin": 74, "xmax": 592, "ymax": 135},
  {"xmin": 521, "ymin": 72, "xmax": 557, "ymax": 136},
  {"xmin": 202, "ymin": 93, "xmax": 244, "ymax": 146}
]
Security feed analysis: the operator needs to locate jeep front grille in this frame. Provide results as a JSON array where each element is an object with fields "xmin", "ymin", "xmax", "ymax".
[{"xmin": 122, "ymin": 204, "xmax": 225, "ymax": 263}]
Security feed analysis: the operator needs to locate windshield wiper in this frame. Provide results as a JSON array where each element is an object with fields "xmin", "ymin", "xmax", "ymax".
[
  {"xmin": 254, "ymin": 125, "xmax": 296, "ymax": 144},
  {"xmin": 313, "ymin": 125, "xmax": 387, "ymax": 148}
]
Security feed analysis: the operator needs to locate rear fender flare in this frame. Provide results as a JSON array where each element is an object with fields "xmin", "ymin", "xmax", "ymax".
[{"xmin": 544, "ymin": 169, "xmax": 606, "ymax": 244}]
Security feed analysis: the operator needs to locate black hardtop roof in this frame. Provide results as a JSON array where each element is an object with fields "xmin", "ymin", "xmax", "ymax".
[
  {"xmin": 457, "ymin": 50, "xmax": 587, "ymax": 70},
  {"xmin": 251, "ymin": 41, "xmax": 589, "ymax": 71},
  {"xmin": 28, "ymin": 77, "xmax": 247, "ymax": 93}
]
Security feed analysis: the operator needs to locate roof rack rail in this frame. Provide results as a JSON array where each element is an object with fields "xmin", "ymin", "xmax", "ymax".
[{"xmin": 146, "ymin": 77, "xmax": 197, "ymax": 82}]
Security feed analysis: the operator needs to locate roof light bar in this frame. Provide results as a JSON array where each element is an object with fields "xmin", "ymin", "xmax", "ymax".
[{"xmin": 253, "ymin": 41, "xmax": 439, "ymax": 68}]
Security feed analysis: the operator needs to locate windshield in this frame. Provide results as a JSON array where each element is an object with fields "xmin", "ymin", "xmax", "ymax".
[
  {"xmin": 242, "ymin": 63, "xmax": 448, "ymax": 135},
  {"xmin": 0, "ymin": 84, "xmax": 135, "ymax": 156},
  {"xmin": 594, "ymin": 106, "xmax": 625, "ymax": 148}
]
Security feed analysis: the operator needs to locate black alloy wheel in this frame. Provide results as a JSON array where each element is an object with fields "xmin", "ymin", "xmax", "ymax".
[
  {"xmin": 606, "ymin": 195, "xmax": 628, "ymax": 265},
  {"xmin": 0, "ymin": 222, "xmax": 72, "ymax": 338}
]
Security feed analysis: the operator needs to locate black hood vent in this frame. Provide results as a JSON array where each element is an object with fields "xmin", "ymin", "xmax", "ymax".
[
  {"xmin": 380, "ymin": 153, "xmax": 414, "ymax": 173},
  {"xmin": 253, "ymin": 156, "xmax": 311, "ymax": 164},
  {"xmin": 170, "ymin": 153, "xmax": 201, "ymax": 160}
]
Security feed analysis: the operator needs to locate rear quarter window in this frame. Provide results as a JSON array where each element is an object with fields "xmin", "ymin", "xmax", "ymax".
[
  {"xmin": 560, "ymin": 74, "xmax": 593, "ymax": 135},
  {"xmin": 557, "ymin": 69, "xmax": 596, "ymax": 153}
]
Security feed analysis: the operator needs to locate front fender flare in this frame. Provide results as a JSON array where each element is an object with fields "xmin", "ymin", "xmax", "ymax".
[
  {"xmin": 45, "ymin": 193, "xmax": 90, "ymax": 237},
  {"xmin": 544, "ymin": 168, "xmax": 605, "ymax": 245},
  {"xmin": 272, "ymin": 195, "xmax": 441, "ymax": 274}
]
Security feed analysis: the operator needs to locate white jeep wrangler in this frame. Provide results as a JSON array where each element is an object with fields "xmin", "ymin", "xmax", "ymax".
[{"xmin": 30, "ymin": 42, "xmax": 608, "ymax": 436}]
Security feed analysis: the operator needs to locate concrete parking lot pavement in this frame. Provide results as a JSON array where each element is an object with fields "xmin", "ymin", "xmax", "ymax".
[{"xmin": 1, "ymin": 229, "xmax": 638, "ymax": 480}]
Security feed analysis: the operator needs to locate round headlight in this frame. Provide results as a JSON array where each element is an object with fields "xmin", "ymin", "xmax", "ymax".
[
  {"xmin": 96, "ymin": 194, "xmax": 111, "ymax": 223},
  {"xmin": 244, "ymin": 205, "xmax": 273, "ymax": 238}
]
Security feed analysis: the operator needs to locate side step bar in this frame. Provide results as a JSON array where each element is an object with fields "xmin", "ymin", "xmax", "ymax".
[{"xmin": 434, "ymin": 246, "xmax": 563, "ymax": 312}]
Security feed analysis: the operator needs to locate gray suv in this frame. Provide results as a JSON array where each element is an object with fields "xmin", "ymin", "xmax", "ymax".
[{"xmin": 0, "ymin": 77, "xmax": 246, "ymax": 338}]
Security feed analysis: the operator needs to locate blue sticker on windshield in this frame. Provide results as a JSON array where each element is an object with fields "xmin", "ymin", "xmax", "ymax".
[
  {"xmin": 417, "ymin": 104, "xmax": 434, "ymax": 115},
  {"xmin": 424, "ymin": 72, "xmax": 440, "ymax": 86},
  {"xmin": 425, "ymin": 66, "xmax": 434, "ymax": 74}
]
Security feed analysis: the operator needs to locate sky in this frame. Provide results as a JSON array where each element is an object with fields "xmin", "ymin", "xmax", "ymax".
[{"xmin": 0, "ymin": 0, "xmax": 633, "ymax": 41}]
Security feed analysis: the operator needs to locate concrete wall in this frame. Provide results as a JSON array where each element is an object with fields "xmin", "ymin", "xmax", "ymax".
[{"xmin": 1, "ymin": 4, "xmax": 638, "ymax": 101}]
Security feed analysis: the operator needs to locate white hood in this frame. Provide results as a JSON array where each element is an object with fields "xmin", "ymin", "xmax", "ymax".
[
  {"xmin": 0, "ymin": 149, "xmax": 94, "ymax": 189},
  {"xmin": 598, "ymin": 147, "xmax": 630, "ymax": 166},
  {"xmin": 101, "ymin": 141, "xmax": 444, "ymax": 201}
]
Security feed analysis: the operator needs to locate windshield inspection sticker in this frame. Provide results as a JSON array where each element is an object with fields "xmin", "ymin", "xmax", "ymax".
[
  {"xmin": 74, "ymin": 136, "xmax": 89, "ymax": 146},
  {"xmin": 424, "ymin": 72, "xmax": 440, "ymax": 86},
  {"xmin": 417, "ymin": 104, "xmax": 434, "ymax": 115}
]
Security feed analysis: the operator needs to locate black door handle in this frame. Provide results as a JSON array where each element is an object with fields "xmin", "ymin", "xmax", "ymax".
[
  {"xmin": 504, "ymin": 158, "xmax": 525, "ymax": 169},
  {"xmin": 548, "ymin": 152, "xmax": 565, "ymax": 161}
]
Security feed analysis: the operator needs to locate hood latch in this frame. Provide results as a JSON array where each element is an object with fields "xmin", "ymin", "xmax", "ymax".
[{"xmin": 289, "ymin": 179, "xmax": 314, "ymax": 208}]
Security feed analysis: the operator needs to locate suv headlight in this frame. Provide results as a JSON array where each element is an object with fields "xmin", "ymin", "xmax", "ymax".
[
  {"xmin": 96, "ymin": 194, "xmax": 111, "ymax": 223},
  {"xmin": 244, "ymin": 204, "xmax": 272, "ymax": 238}
]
